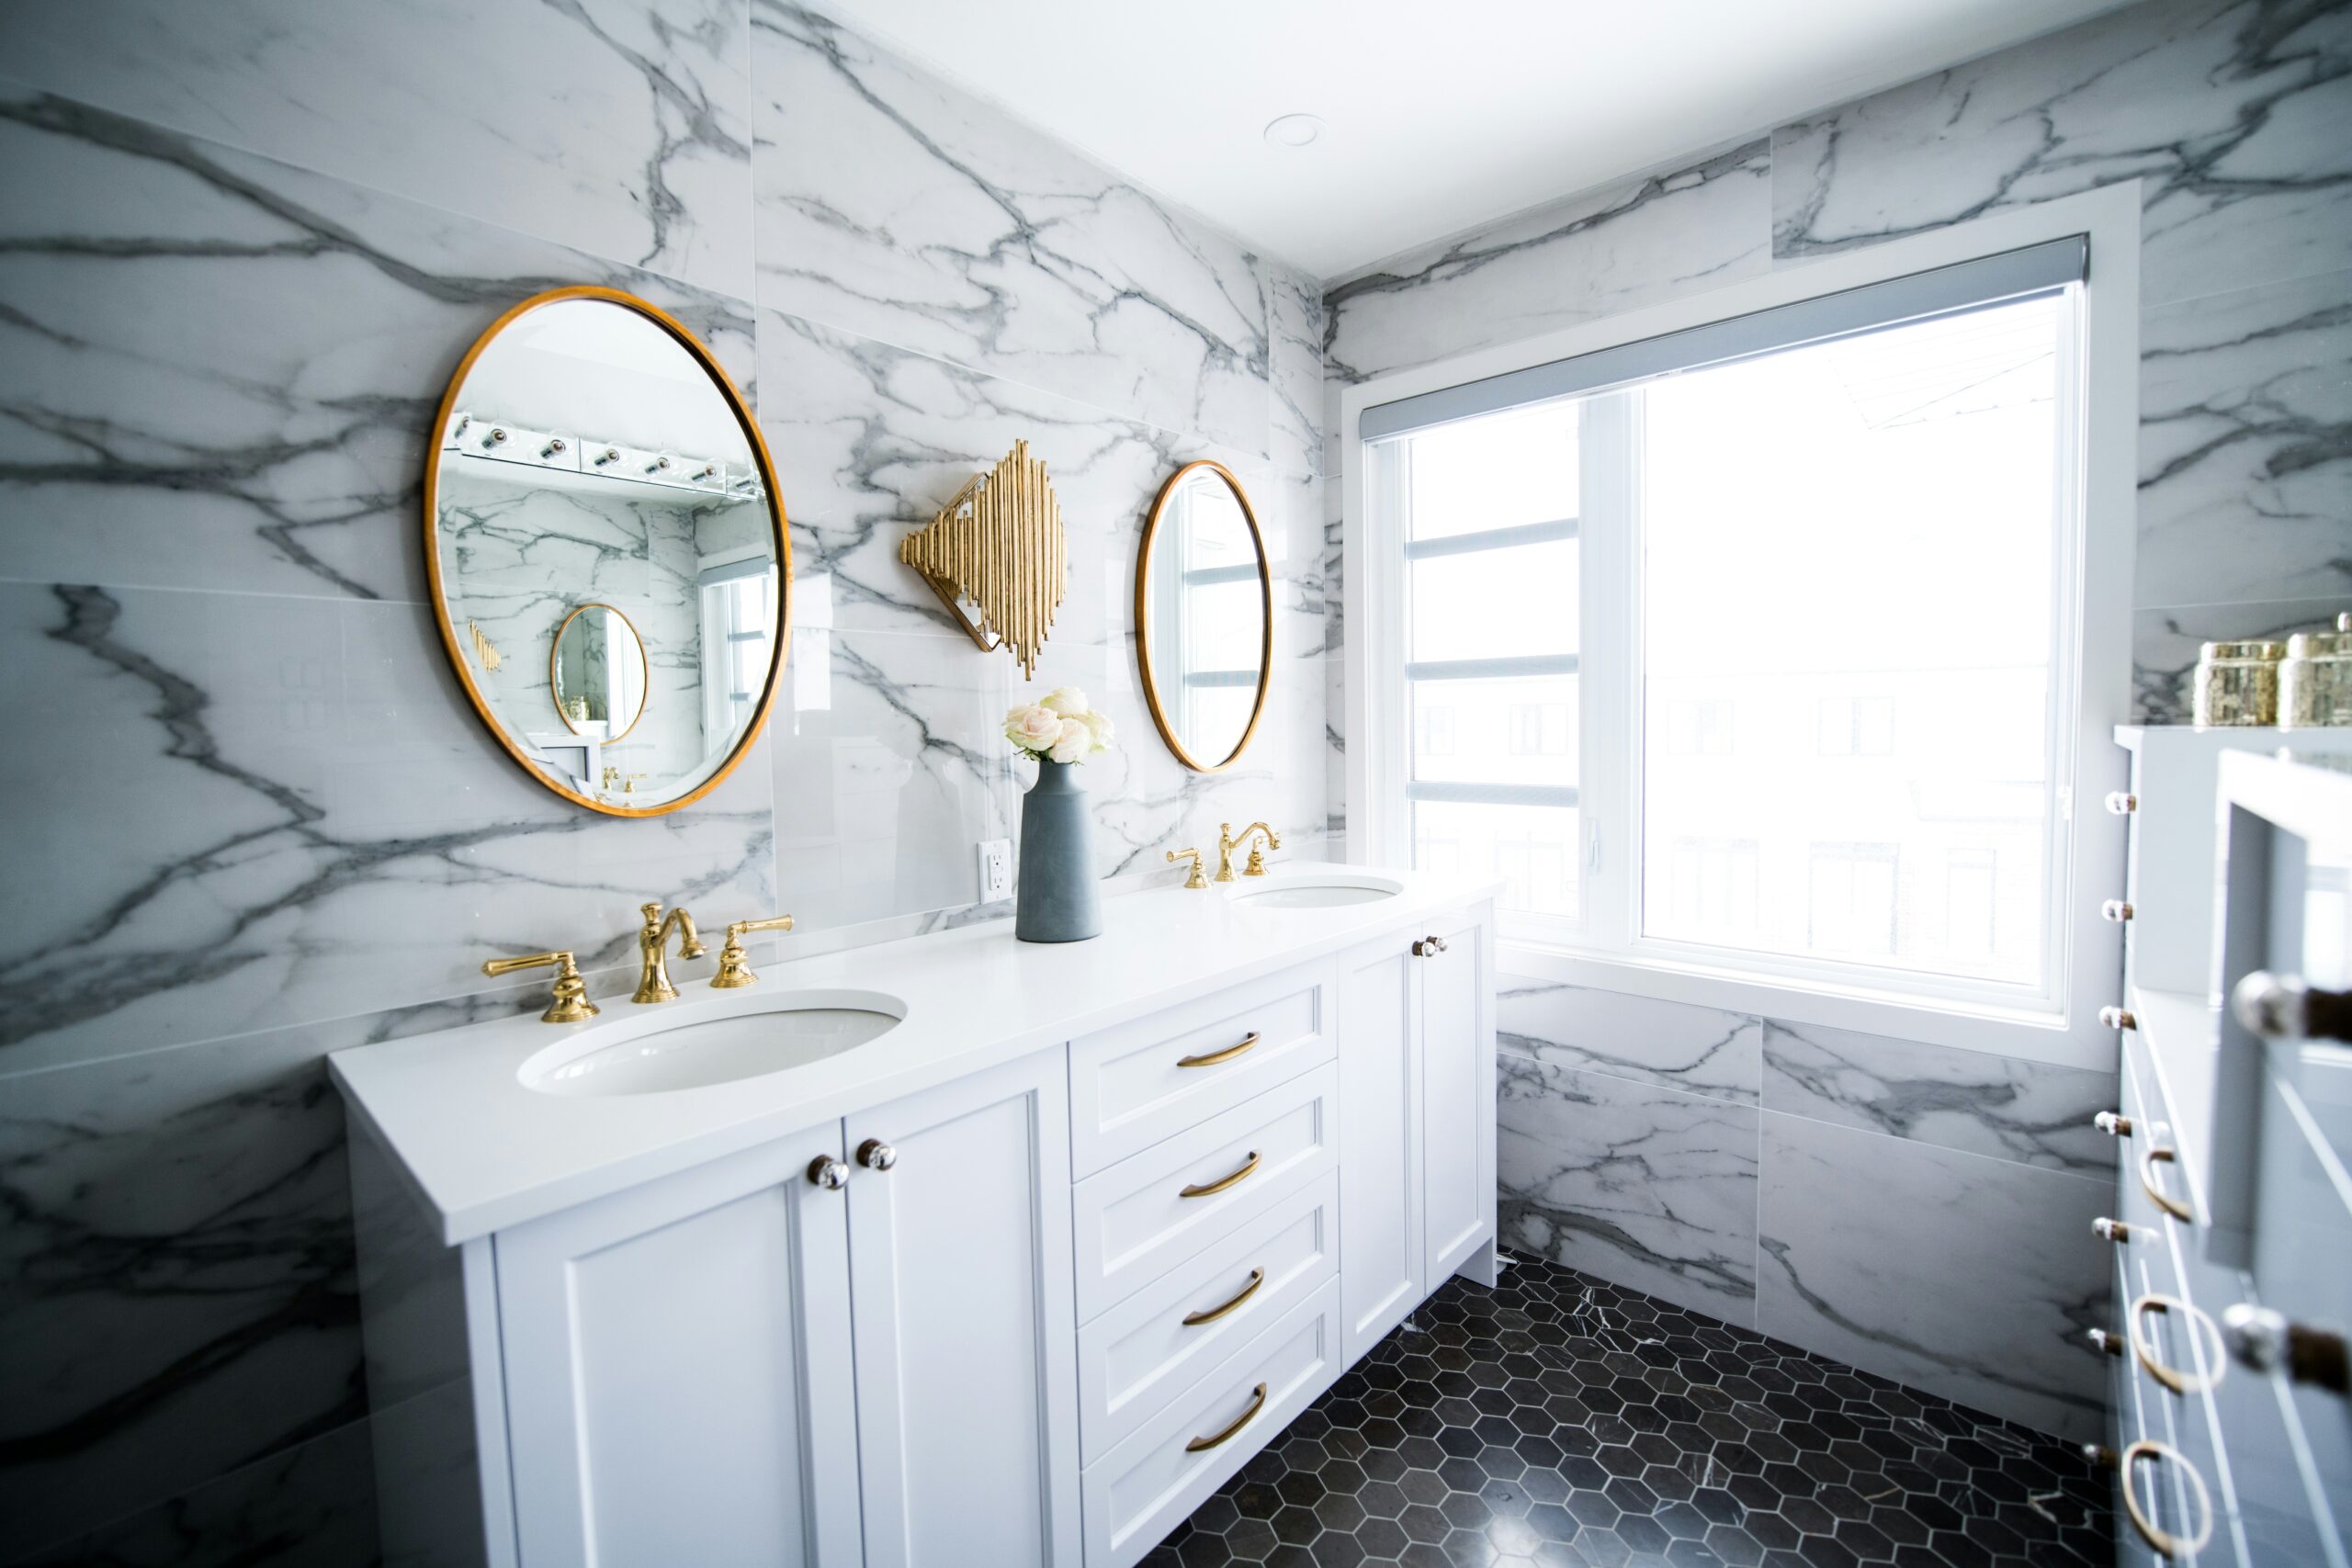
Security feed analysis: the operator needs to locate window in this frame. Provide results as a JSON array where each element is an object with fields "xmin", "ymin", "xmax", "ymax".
[{"xmin": 1359, "ymin": 232, "xmax": 2100, "ymax": 1024}]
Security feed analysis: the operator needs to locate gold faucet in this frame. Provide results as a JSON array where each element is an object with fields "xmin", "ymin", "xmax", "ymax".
[
  {"xmin": 482, "ymin": 949, "xmax": 599, "ymax": 1023},
  {"xmin": 711, "ymin": 914, "xmax": 797, "ymax": 987},
  {"xmin": 1167, "ymin": 848, "xmax": 1209, "ymax": 889},
  {"xmin": 1216, "ymin": 822, "xmax": 1282, "ymax": 882},
  {"xmin": 633, "ymin": 901, "xmax": 707, "ymax": 1003}
]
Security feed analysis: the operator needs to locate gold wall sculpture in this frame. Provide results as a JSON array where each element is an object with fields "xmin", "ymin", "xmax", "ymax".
[{"xmin": 899, "ymin": 439, "xmax": 1068, "ymax": 679}]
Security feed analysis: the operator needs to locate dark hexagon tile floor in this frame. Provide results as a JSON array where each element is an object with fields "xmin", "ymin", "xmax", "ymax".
[{"xmin": 1140, "ymin": 1254, "xmax": 2111, "ymax": 1568}]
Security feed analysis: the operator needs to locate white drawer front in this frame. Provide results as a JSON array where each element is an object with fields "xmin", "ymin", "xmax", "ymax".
[
  {"xmin": 1082, "ymin": 1278, "xmax": 1342, "ymax": 1568},
  {"xmin": 1068, "ymin": 966, "xmax": 1330, "ymax": 1177},
  {"xmin": 1077, "ymin": 1170, "xmax": 1338, "ymax": 1465},
  {"xmin": 1072, "ymin": 1065, "xmax": 1338, "ymax": 1324}
]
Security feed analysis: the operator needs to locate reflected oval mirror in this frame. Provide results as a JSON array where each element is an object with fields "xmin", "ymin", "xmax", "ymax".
[
  {"xmin": 424, "ymin": 287, "xmax": 788, "ymax": 815},
  {"xmin": 550, "ymin": 603, "xmax": 648, "ymax": 741},
  {"xmin": 1136, "ymin": 460, "xmax": 1272, "ymax": 772}
]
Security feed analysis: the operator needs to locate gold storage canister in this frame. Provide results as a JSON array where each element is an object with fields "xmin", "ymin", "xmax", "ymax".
[
  {"xmin": 2279, "ymin": 613, "xmax": 2352, "ymax": 728},
  {"xmin": 2193, "ymin": 640, "xmax": 2285, "ymax": 728}
]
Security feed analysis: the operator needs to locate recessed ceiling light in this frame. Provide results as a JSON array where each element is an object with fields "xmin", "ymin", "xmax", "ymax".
[{"xmin": 1262, "ymin": 114, "xmax": 1325, "ymax": 149}]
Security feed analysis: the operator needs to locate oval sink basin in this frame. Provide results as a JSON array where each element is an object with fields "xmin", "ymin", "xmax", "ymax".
[
  {"xmin": 520, "ymin": 989, "xmax": 905, "ymax": 1097},
  {"xmin": 1226, "ymin": 871, "xmax": 1405, "ymax": 909}
]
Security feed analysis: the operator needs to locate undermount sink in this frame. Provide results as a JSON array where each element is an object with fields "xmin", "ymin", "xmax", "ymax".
[
  {"xmin": 1225, "ymin": 870, "xmax": 1405, "ymax": 908},
  {"xmin": 520, "ymin": 989, "xmax": 905, "ymax": 1097}
]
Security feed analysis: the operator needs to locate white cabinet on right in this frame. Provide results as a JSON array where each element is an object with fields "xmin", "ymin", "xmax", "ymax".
[{"xmin": 1336, "ymin": 911, "xmax": 1497, "ymax": 1366}]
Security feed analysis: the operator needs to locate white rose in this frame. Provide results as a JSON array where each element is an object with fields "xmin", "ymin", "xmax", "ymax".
[
  {"xmin": 1080, "ymin": 708, "xmax": 1114, "ymax": 750},
  {"xmin": 1047, "ymin": 716, "xmax": 1092, "ymax": 764},
  {"xmin": 1004, "ymin": 703, "xmax": 1061, "ymax": 752},
  {"xmin": 1039, "ymin": 685, "xmax": 1090, "ymax": 717}
]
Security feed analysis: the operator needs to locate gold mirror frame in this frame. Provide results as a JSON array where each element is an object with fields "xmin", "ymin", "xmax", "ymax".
[
  {"xmin": 549, "ymin": 602, "xmax": 650, "ymax": 743},
  {"xmin": 422, "ymin": 286, "xmax": 792, "ymax": 818},
  {"xmin": 1135, "ymin": 459, "xmax": 1273, "ymax": 773}
]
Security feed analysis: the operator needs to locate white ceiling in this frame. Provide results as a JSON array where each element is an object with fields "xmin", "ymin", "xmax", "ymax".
[{"xmin": 804, "ymin": 0, "xmax": 2131, "ymax": 280}]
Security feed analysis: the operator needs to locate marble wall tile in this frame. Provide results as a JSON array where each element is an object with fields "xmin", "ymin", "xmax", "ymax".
[
  {"xmin": 748, "ymin": 1, "xmax": 1273, "ymax": 457},
  {"xmin": 14, "ymin": 1411, "xmax": 379, "ymax": 1568},
  {"xmin": 2137, "ymin": 266, "xmax": 2352, "ymax": 612},
  {"xmin": 1761, "ymin": 1020, "xmax": 2118, "ymax": 1177},
  {"xmin": 2132, "ymin": 594, "xmax": 2350, "ymax": 722},
  {"xmin": 0, "ymin": 1027, "xmax": 363, "ymax": 1560},
  {"xmin": 0, "ymin": 0, "xmax": 756, "ymax": 299},
  {"xmin": 1770, "ymin": 0, "xmax": 2352, "ymax": 309},
  {"xmin": 1269, "ymin": 266, "xmax": 1327, "ymax": 478},
  {"xmin": 0, "ymin": 581, "xmax": 775, "ymax": 1077},
  {"xmin": 1498, "ymin": 1053, "xmax": 1761, "ymax": 1324},
  {"xmin": 1757, "ymin": 1111, "xmax": 2112, "ymax": 1443},
  {"xmin": 1498, "ymin": 977, "xmax": 1763, "ymax": 1105},
  {"xmin": 1322, "ymin": 141, "xmax": 1772, "ymax": 384},
  {"xmin": 0, "ymin": 88, "xmax": 757, "ymax": 608}
]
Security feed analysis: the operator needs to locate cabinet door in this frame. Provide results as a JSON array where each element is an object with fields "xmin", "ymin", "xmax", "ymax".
[
  {"xmin": 1338, "ymin": 942, "xmax": 1423, "ymax": 1366},
  {"xmin": 495, "ymin": 1124, "xmax": 861, "ymax": 1568},
  {"xmin": 1419, "ymin": 914, "xmax": 1496, "ymax": 1284},
  {"xmin": 844, "ymin": 1046, "xmax": 1083, "ymax": 1568}
]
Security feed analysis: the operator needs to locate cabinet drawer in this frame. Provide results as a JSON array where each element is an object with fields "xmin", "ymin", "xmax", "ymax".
[
  {"xmin": 1078, "ymin": 1170, "xmax": 1338, "ymax": 1465},
  {"xmin": 1072, "ymin": 1065, "xmax": 1337, "ymax": 1324},
  {"xmin": 1081, "ymin": 1278, "xmax": 1343, "ymax": 1568},
  {"xmin": 1068, "ymin": 966, "xmax": 1330, "ymax": 1177}
]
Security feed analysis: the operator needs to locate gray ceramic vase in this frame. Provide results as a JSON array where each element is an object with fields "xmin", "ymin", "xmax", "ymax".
[{"xmin": 1014, "ymin": 758, "xmax": 1102, "ymax": 942}]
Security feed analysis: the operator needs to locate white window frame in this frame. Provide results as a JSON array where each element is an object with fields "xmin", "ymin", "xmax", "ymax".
[{"xmin": 1340, "ymin": 184, "xmax": 2138, "ymax": 1068}]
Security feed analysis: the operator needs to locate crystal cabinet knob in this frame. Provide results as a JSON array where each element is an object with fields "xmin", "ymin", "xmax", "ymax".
[
  {"xmin": 2105, "ymin": 792, "xmax": 2137, "ymax": 815},
  {"xmin": 2094, "ymin": 1216, "xmax": 2135, "ymax": 1244},
  {"xmin": 2222, "ymin": 1303, "xmax": 2350, "ymax": 1394},
  {"xmin": 2088, "ymin": 1327, "xmax": 2124, "ymax": 1356},
  {"xmin": 2098, "ymin": 1006, "xmax": 2137, "ymax": 1031},
  {"xmin": 2101, "ymin": 899, "xmax": 2134, "ymax": 922},
  {"xmin": 807, "ymin": 1156, "xmax": 850, "ymax": 1190},
  {"xmin": 856, "ymin": 1138, "xmax": 897, "ymax": 1171},
  {"xmin": 2095, "ymin": 1111, "xmax": 2133, "ymax": 1138},
  {"xmin": 2233, "ymin": 972, "xmax": 2352, "ymax": 1045}
]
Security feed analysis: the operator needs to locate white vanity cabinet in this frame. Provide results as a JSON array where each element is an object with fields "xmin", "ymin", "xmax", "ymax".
[{"xmin": 338, "ymin": 885, "xmax": 1497, "ymax": 1568}]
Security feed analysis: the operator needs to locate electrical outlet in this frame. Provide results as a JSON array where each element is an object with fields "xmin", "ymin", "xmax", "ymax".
[{"xmin": 977, "ymin": 839, "xmax": 1013, "ymax": 901}]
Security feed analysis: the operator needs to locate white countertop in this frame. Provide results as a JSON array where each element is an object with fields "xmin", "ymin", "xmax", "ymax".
[{"xmin": 332, "ymin": 867, "xmax": 1498, "ymax": 1245}]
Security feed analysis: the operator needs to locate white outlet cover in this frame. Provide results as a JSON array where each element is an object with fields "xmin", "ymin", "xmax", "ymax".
[{"xmin": 977, "ymin": 839, "xmax": 1013, "ymax": 901}]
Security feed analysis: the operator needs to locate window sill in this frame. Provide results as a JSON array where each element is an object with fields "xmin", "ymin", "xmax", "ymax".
[{"xmin": 1496, "ymin": 938, "xmax": 2109, "ymax": 1071}]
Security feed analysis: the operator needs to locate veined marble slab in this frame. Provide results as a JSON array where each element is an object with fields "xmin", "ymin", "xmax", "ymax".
[
  {"xmin": 1757, "ymin": 1111, "xmax": 2110, "ymax": 1444},
  {"xmin": 1497, "ymin": 977, "xmax": 1762, "ymax": 1105},
  {"xmin": 1771, "ymin": 0, "xmax": 2352, "ymax": 309},
  {"xmin": 0, "ymin": 89, "xmax": 757, "ymax": 608},
  {"xmin": 2137, "ymin": 265, "xmax": 2352, "ymax": 612},
  {"xmin": 748, "ymin": 2, "xmax": 1274, "ymax": 458},
  {"xmin": 1498, "ymin": 1053, "xmax": 1760, "ymax": 1324},
  {"xmin": 1323, "ymin": 141, "xmax": 1771, "ymax": 385},
  {"xmin": 1270, "ymin": 267, "xmax": 1326, "ymax": 478},
  {"xmin": 0, "ymin": 0, "xmax": 755, "ymax": 298}
]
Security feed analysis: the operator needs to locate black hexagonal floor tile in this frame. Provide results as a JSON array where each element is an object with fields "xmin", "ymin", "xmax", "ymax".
[{"xmin": 1136, "ymin": 1254, "xmax": 2111, "ymax": 1568}]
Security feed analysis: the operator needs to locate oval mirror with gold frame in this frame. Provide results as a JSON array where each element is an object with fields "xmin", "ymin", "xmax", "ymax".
[
  {"xmin": 1136, "ymin": 459, "xmax": 1272, "ymax": 773},
  {"xmin": 424, "ymin": 286, "xmax": 791, "ymax": 817}
]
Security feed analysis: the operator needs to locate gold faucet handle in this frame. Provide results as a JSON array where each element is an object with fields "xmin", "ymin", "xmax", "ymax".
[
  {"xmin": 713, "ymin": 915, "xmax": 796, "ymax": 988},
  {"xmin": 481, "ymin": 950, "xmax": 599, "ymax": 1024},
  {"xmin": 1168, "ymin": 848, "xmax": 1209, "ymax": 890},
  {"xmin": 1243, "ymin": 824, "xmax": 1282, "ymax": 876}
]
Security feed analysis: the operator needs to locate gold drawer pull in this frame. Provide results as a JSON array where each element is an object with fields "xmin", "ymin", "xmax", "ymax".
[
  {"xmin": 1182, "ymin": 1268, "xmax": 1265, "ymax": 1326},
  {"xmin": 2132, "ymin": 1292, "xmax": 2226, "ymax": 1395},
  {"xmin": 2140, "ymin": 1145, "xmax": 2194, "ymax": 1223},
  {"xmin": 1178, "ymin": 1032, "xmax": 1261, "ymax": 1069},
  {"xmin": 1180, "ymin": 1149, "xmax": 1260, "ymax": 1199},
  {"xmin": 2120, "ymin": 1438, "xmax": 2214, "ymax": 1558},
  {"xmin": 1184, "ymin": 1382, "xmax": 1269, "ymax": 1452}
]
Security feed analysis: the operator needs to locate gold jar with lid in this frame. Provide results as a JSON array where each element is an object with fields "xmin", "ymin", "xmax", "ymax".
[
  {"xmin": 2193, "ymin": 640, "xmax": 2285, "ymax": 727},
  {"xmin": 2280, "ymin": 613, "xmax": 2352, "ymax": 728}
]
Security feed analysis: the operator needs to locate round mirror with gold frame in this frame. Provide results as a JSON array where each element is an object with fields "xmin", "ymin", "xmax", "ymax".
[
  {"xmin": 424, "ymin": 286, "xmax": 790, "ymax": 816},
  {"xmin": 1136, "ymin": 459, "xmax": 1272, "ymax": 773}
]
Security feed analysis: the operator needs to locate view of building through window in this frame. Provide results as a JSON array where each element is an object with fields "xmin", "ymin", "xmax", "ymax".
[{"xmin": 1390, "ymin": 290, "xmax": 2070, "ymax": 996}]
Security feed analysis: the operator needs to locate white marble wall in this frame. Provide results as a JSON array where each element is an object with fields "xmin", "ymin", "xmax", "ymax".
[
  {"xmin": 1495, "ymin": 982, "xmax": 2118, "ymax": 1442},
  {"xmin": 0, "ymin": 2, "xmax": 1328, "ymax": 1559},
  {"xmin": 1331, "ymin": 0, "xmax": 2349, "ymax": 1443}
]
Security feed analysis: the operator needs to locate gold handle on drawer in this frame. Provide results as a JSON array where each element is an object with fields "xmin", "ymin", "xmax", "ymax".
[
  {"xmin": 1178, "ymin": 1032, "xmax": 1261, "ymax": 1069},
  {"xmin": 2139, "ymin": 1144, "xmax": 2194, "ymax": 1223},
  {"xmin": 1180, "ymin": 1150, "xmax": 1261, "ymax": 1199},
  {"xmin": 1184, "ymin": 1382, "xmax": 1269, "ymax": 1452},
  {"xmin": 2131, "ymin": 1292, "xmax": 2227, "ymax": 1395},
  {"xmin": 2120, "ymin": 1438, "xmax": 2214, "ymax": 1558},
  {"xmin": 1182, "ymin": 1268, "xmax": 1265, "ymax": 1326}
]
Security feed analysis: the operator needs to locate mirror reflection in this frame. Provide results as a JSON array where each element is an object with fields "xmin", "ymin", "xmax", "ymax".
[
  {"xmin": 1136, "ymin": 461, "xmax": 1272, "ymax": 772},
  {"xmin": 427, "ymin": 289, "xmax": 786, "ymax": 814}
]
